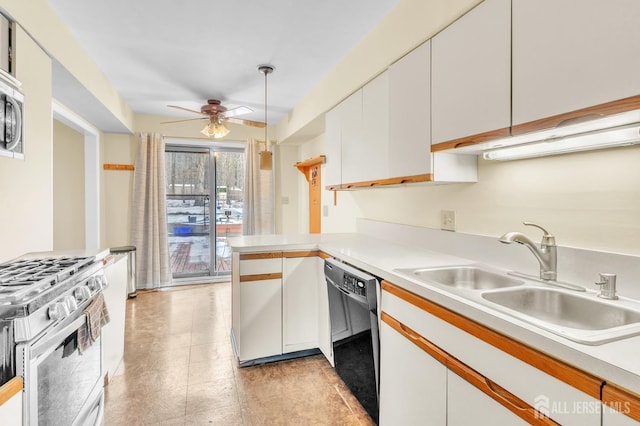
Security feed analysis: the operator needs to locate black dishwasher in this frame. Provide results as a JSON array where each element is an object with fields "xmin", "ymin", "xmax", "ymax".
[{"xmin": 324, "ymin": 257, "xmax": 379, "ymax": 424}]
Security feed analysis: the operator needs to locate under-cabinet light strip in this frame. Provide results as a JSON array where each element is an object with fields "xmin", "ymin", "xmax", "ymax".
[{"xmin": 483, "ymin": 125, "xmax": 640, "ymax": 161}]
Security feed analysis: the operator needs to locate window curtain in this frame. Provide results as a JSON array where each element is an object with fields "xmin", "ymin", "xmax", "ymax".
[
  {"xmin": 243, "ymin": 139, "xmax": 275, "ymax": 235},
  {"xmin": 131, "ymin": 132, "xmax": 172, "ymax": 289}
]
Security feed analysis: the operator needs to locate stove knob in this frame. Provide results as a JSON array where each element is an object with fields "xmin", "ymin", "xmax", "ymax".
[
  {"xmin": 88, "ymin": 276, "xmax": 103, "ymax": 292},
  {"xmin": 48, "ymin": 302, "xmax": 70, "ymax": 321},
  {"xmin": 74, "ymin": 286, "xmax": 91, "ymax": 302},
  {"xmin": 64, "ymin": 295, "xmax": 78, "ymax": 311},
  {"xmin": 99, "ymin": 274, "xmax": 108, "ymax": 289}
]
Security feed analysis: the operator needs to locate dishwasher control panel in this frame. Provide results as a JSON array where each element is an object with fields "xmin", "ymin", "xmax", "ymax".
[
  {"xmin": 341, "ymin": 273, "xmax": 367, "ymax": 296},
  {"xmin": 324, "ymin": 257, "xmax": 379, "ymax": 311}
]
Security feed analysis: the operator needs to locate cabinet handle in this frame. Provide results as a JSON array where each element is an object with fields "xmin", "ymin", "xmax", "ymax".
[
  {"xmin": 399, "ymin": 323, "xmax": 420, "ymax": 342},
  {"xmin": 454, "ymin": 141, "xmax": 479, "ymax": 149},
  {"xmin": 484, "ymin": 377, "xmax": 528, "ymax": 411},
  {"xmin": 556, "ymin": 113, "xmax": 603, "ymax": 127}
]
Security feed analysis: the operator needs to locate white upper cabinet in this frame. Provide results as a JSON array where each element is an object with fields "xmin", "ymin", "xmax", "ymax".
[
  {"xmin": 512, "ymin": 0, "xmax": 640, "ymax": 130},
  {"xmin": 361, "ymin": 71, "xmax": 389, "ymax": 182},
  {"xmin": 324, "ymin": 101, "xmax": 342, "ymax": 188},
  {"xmin": 388, "ymin": 41, "xmax": 431, "ymax": 177},
  {"xmin": 338, "ymin": 89, "xmax": 363, "ymax": 185},
  {"xmin": 431, "ymin": 0, "xmax": 511, "ymax": 146}
]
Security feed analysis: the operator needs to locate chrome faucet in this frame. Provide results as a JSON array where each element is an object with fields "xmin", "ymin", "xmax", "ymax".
[{"xmin": 500, "ymin": 222, "xmax": 557, "ymax": 281}]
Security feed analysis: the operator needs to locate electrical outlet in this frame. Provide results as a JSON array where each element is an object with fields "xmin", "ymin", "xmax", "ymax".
[{"xmin": 441, "ymin": 210, "xmax": 456, "ymax": 232}]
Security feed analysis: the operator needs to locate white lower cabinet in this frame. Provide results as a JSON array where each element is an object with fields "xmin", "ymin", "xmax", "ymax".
[
  {"xmin": 239, "ymin": 278, "xmax": 282, "ymax": 361},
  {"xmin": 232, "ymin": 251, "xmax": 328, "ymax": 364},
  {"xmin": 282, "ymin": 256, "xmax": 321, "ymax": 353},
  {"xmin": 447, "ymin": 370, "xmax": 527, "ymax": 426},
  {"xmin": 603, "ymin": 410, "xmax": 640, "ymax": 426},
  {"xmin": 102, "ymin": 255, "xmax": 128, "ymax": 382},
  {"xmin": 381, "ymin": 283, "xmax": 603, "ymax": 426},
  {"xmin": 0, "ymin": 382, "xmax": 22, "ymax": 426},
  {"xmin": 379, "ymin": 322, "xmax": 446, "ymax": 425}
]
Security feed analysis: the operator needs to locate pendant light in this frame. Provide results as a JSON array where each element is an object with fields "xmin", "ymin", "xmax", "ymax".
[{"xmin": 258, "ymin": 64, "xmax": 274, "ymax": 170}]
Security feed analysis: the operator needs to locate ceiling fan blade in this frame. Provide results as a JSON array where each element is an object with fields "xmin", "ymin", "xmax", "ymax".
[
  {"xmin": 221, "ymin": 106, "xmax": 253, "ymax": 118},
  {"xmin": 160, "ymin": 117, "xmax": 209, "ymax": 124},
  {"xmin": 224, "ymin": 117, "xmax": 266, "ymax": 128},
  {"xmin": 167, "ymin": 105, "xmax": 206, "ymax": 115}
]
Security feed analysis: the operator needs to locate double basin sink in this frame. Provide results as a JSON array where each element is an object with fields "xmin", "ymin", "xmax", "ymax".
[{"xmin": 394, "ymin": 265, "xmax": 640, "ymax": 345}]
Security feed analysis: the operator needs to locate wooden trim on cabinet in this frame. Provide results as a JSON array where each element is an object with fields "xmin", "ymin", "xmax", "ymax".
[
  {"xmin": 282, "ymin": 250, "xmax": 320, "ymax": 258},
  {"xmin": 447, "ymin": 355, "xmax": 559, "ymax": 425},
  {"xmin": 383, "ymin": 312, "xmax": 557, "ymax": 425},
  {"xmin": 318, "ymin": 251, "xmax": 331, "ymax": 260},
  {"xmin": 602, "ymin": 383, "xmax": 640, "ymax": 422},
  {"xmin": 431, "ymin": 126, "xmax": 511, "ymax": 152},
  {"xmin": 381, "ymin": 280, "xmax": 603, "ymax": 399},
  {"xmin": 512, "ymin": 94, "xmax": 640, "ymax": 136},
  {"xmin": 0, "ymin": 377, "xmax": 22, "ymax": 406},
  {"xmin": 239, "ymin": 252, "xmax": 283, "ymax": 260},
  {"xmin": 381, "ymin": 312, "xmax": 449, "ymax": 366},
  {"xmin": 239, "ymin": 273, "xmax": 282, "ymax": 282},
  {"xmin": 325, "ymin": 173, "xmax": 433, "ymax": 191}
]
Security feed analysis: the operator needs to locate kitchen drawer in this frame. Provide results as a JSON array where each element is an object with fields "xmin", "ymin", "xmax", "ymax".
[
  {"xmin": 239, "ymin": 254, "xmax": 282, "ymax": 276},
  {"xmin": 382, "ymin": 282, "xmax": 602, "ymax": 426}
]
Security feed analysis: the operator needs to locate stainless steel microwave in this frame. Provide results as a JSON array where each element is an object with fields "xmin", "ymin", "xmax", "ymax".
[{"xmin": 0, "ymin": 74, "xmax": 23, "ymax": 159}]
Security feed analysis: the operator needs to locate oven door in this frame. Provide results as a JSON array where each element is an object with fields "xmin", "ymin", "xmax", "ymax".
[{"xmin": 19, "ymin": 308, "xmax": 104, "ymax": 426}]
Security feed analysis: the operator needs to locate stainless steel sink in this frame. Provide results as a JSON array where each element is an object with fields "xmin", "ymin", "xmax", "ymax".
[
  {"xmin": 396, "ymin": 266, "xmax": 524, "ymax": 290},
  {"xmin": 481, "ymin": 287, "xmax": 640, "ymax": 344}
]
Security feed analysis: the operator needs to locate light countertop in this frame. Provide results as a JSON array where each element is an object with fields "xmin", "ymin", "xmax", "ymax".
[{"xmin": 229, "ymin": 233, "xmax": 640, "ymax": 395}]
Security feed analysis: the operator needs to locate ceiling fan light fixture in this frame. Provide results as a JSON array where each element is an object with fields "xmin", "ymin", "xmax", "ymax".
[{"xmin": 200, "ymin": 119, "xmax": 230, "ymax": 138}]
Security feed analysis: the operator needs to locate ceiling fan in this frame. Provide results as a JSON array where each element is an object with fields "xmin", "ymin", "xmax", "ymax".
[{"xmin": 162, "ymin": 99, "xmax": 266, "ymax": 138}]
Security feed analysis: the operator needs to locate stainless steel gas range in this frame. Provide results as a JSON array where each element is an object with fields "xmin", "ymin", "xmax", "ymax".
[{"xmin": 0, "ymin": 254, "xmax": 108, "ymax": 426}]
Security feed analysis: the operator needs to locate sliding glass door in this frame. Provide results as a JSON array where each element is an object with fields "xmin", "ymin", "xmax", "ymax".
[{"xmin": 165, "ymin": 144, "xmax": 245, "ymax": 279}]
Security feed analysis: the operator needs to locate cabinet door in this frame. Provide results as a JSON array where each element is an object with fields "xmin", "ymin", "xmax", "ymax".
[
  {"xmin": 603, "ymin": 410, "xmax": 640, "ymax": 426},
  {"xmin": 361, "ymin": 71, "xmax": 389, "ymax": 182},
  {"xmin": 325, "ymin": 103, "xmax": 342, "ymax": 187},
  {"xmin": 239, "ymin": 279, "xmax": 282, "ymax": 361},
  {"xmin": 512, "ymin": 0, "xmax": 640, "ymax": 127},
  {"xmin": 340, "ymin": 90, "xmax": 363, "ymax": 185},
  {"xmin": 0, "ymin": 384, "xmax": 22, "ymax": 426},
  {"xmin": 447, "ymin": 370, "xmax": 528, "ymax": 426},
  {"xmin": 431, "ymin": 0, "xmax": 511, "ymax": 145},
  {"xmin": 316, "ymin": 257, "xmax": 332, "ymax": 365},
  {"xmin": 379, "ymin": 322, "xmax": 446, "ymax": 425},
  {"xmin": 388, "ymin": 41, "xmax": 431, "ymax": 177},
  {"xmin": 102, "ymin": 256, "xmax": 128, "ymax": 381},
  {"xmin": 282, "ymin": 256, "xmax": 319, "ymax": 353}
]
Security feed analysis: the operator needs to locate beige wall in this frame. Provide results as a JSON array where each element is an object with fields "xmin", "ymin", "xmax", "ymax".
[
  {"xmin": 53, "ymin": 120, "xmax": 85, "ymax": 250},
  {"xmin": 328, "ymin": 146, "xmax": 640, "ymax": 255},
  {"xmin": 0, "ymin": 27, "xmax": 53, "ymax": 262},
  {"xmin": 101, "ymin": 133, "xmax": 136, "ymax": 248}
]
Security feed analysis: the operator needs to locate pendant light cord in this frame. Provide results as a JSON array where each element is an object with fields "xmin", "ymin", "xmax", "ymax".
[{"xmin": 264, "ymin": 68, "xmax": 268, "ymax": 150}]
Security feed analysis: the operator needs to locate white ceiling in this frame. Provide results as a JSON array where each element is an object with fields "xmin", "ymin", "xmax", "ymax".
[{"xmin": 47, "ymin": 0, "xmax": 399, "ymax": 132}]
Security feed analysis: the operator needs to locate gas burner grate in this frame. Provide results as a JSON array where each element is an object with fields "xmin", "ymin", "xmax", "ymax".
[{"xmin": 0, "ymin": 256, "xmax": 96, "ymax": 304}]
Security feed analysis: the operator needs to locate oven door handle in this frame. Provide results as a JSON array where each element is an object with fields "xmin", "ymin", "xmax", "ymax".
[
  {"xmin": 4, "ymin": 95, "xmax": 22, "ymax": 151},
  {"xmin": 30, "ymin": 313, "xmax": 87, "ymax": 359}
]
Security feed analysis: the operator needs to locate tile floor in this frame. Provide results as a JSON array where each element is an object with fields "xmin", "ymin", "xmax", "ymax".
[{"xmin": 104, "ymin": 282, "xmax": 374, "ymax": 425}]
